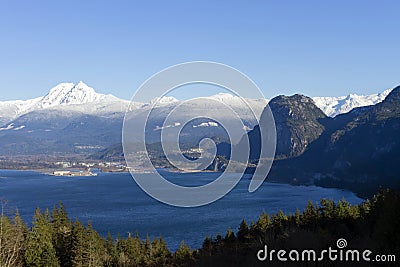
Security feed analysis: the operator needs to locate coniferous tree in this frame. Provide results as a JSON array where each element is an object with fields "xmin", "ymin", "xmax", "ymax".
[
  {"xmin": 303, "ymin": 200, "xmax": 318, "ymax": 225},
  {"xmin": 85, "ymin": 222, "xmax": 105, "ymax": 267},
  {"xmin": 174, "ymin": 241, "xmax": 193, "ymax": 267},
  {"xmin": 225, "ymin": 228, "xmax": 235, "ymax": 243},
  {"xmin": 255, "ymin": 211, "xmax": 271, "ymax": 232},
  {"xmin": 272, "ymin": 210, "xmax": 288, "ymax": 228},
  {"xmin": 0, "ymin": 205, "xmax": 26, "ymax": 267},
  {"xmin": 149, "ymin": 236, "xmax": 171, "ymax": 266},
  {"xmin": 294, "ymin": 208, "xmax": 302, "ymax": 225},
  {"xmin": 319, "ymin": 199, "xmax": 335, "ymax": 220},
  {"xmin": 11, "ymin": 211, "xmax": 27, "ymax": 266},
  {"xmin": 70, "ymin": 221, "xmax": 86, "ymax": 267},
  {"xmin": 52, "ymin": 204, "xmax": 73, "ymax": 267},
  {"xmin": 237, "ymin": 220, "xmax": 249, "ymax": 242},
  {"xmin": 24, "ymin": 208, "xmax": 60, "ymax": 267},
  {"xmin": 336, "ymin": 198, "xmax": 359, "ymax": 219},
  {"xmin": 71, "ymin": 221, "xmax": 106, "ymax": 267},
  {"xmin": 104, "ymin": 233, "xmax": 117, "ymax": 267},
  {"xmin": 202, "ymin": 236, "xmax": 213, "ymax": 256},
  {"xmin": 249, "ymin": 220, "xmax": 257, "ymax": 235},
  {"xmin": 115, "ymin": 236, "xmax": 130, "ymax": 267}
]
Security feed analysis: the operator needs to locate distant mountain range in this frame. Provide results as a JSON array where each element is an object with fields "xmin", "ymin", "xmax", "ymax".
[
  {"xmin": 1, "ymin": 81, "xmax": 398, "ymax": 196},
  {"xmin": 93, "ymin": 84, "xmax": 400, "ymax": 197},
  {"xmin": 0, "ymin": 81, "xmax": 395, "ymax": 158},
  {"xmin": 0, "ymin": 82, "xmax": 267, "ymax": 155},
  {"xmin": 313, "ymin": 88, "xmax": 393, "ymax": 117},
  {"xmin": 0, "ymin": 82, "xmax": 392, "ymax": 124}
]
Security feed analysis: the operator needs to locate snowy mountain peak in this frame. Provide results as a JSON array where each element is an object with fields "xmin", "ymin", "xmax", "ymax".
[
  {"xmin": 207, "ymin": 93, "xmax": 240, "ymax": 103},
  {"xmin": 0, "ymin": 82, "xmax": 130, "ymax": 125},
  {"xmin": 347, "ymin": 93, "xmax": 357, "ymax": 99},
  {"xmin": 148, "ymin": 96, "xmax": 179, "ymax": 106},
  {"xmin": 40, "ymin": 81, "xmax": 104, "ymax": 108},
  {"xmin": 312, "ymin": 88, "xmax": 393, "ymax": 117},
  {"xmin": 210, "ymin": 92, "xmax": 235, "ymax": 99},
  {"xmin": 76, "ymin": 80, "xmax": 87, "ymax": 87},
  {"xmin": 46, "ymin": 82, "xmax": 74, "ymax": 98},
  {"xmin": 207, "ymin": 93, "xmax": 269, "ymax": 111}
]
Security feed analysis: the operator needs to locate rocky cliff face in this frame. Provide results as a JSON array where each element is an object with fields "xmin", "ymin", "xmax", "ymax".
[
  {"xmin": 269, "ymin": 94, "xmax": 327, "ymax": 158},
  {"xmin": 247, "ymin": 94, "xmax": 327, "ymax": 160}
]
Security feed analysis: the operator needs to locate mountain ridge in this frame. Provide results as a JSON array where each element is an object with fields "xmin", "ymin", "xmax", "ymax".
[
  {"xmin": 0, "ymin": 82, "xmax": 269, "ymax": 155},
  {"xmin": 0, "ymin": 82, "xmax": 394, "ymax": 123},
  {"xmin": 0, "ymin": 81, "xmax": 129, "ymax": 125},
  {"xmin": 312, "ymin": 88, "xmax": 393, "ymax": 117},
  {"xmin": 0, "ymin": 82, "xmax": 397, "ymax": 162}
]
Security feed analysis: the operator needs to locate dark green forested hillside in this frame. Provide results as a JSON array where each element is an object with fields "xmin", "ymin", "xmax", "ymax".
[{"xmin": 1, "ymin": 189, "xmax": 399, "ymax": 266}]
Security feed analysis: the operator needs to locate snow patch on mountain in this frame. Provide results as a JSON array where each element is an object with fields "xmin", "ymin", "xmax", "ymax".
[
  {"xmin": 313, "ymin": 89, "xmax": 393, "ymax": 117},
  {"xmin": 154, "ymin": 122, "xmax": 181, "ymax": 131},
  {"xmin": 13, "ymin": 125, "xmax": 25, "ymax": 131},
  {"xmin": 0, "ymin": 123, "xmax": 15, "ymax": 131},
  {"xmin": 0, "ymin": 123, "xmax": 25, "ymax": 131},
  {"xmin": 193, "ymin": 122, "xmax": 219, "ymax": 128}
]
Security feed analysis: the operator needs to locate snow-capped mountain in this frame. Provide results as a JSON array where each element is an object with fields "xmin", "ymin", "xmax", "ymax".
[
  {"xmin": 38, "ymin": 81, "xmax": 118, "ymax": 108},
  {"xmin": 0, "ymin": 97, "xmax": 42, "ymax": 125},
  {"xmin": 208, "ymin": 93, "xmax": 268, "ymax": 118},
  {"xmin": 0, "ymin": 81, "xmax": 131, "ymax": 125},
  {"xmin": 123, "ymin": 93, "xmax": 269, "ymax": 145},
  {"xmin": 0, "ymin": 82, "xmax": 270, "ymax": 155},
  {"xmin": 2, "ymin": 81, "xmax": 392, "ymax": 124},
  {"xmin": 312, "ymin": 89, "xmax": 392, "ymax": 117},
  {"xmin": 0, "ymin": 82, "xmax": 396, "ymax": 156}
]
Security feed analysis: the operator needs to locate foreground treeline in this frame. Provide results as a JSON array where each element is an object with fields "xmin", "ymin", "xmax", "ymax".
[
  {"xmin": 0, "ymin": 203, "xmax": 194, "ymax": 267},
  {"xmin": 196, "ymin": 189, "xmax": 400, "ymax": 266},
  {"xmin": 1, "ymin": 189, "xmax": 399, "ymax": 266}
]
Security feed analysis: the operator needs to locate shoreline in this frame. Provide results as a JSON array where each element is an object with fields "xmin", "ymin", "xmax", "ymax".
[{"xmin": 0, "ymin": 168, "xmax": 364, "ymax": 200}]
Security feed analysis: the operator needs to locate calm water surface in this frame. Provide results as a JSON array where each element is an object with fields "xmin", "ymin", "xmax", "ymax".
[{"xmin": 0, "ymin": 170, "xmax": 363, "ymax": 250}]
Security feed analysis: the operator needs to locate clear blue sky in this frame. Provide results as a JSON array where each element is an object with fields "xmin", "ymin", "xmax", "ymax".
[{"xmin": 0, "ymin": 1, "xmax": 399, "ymax": 101}]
